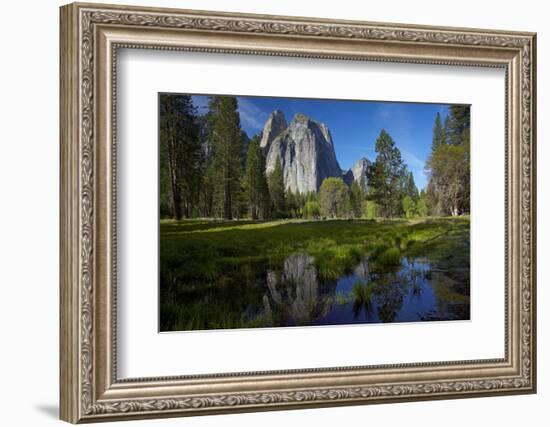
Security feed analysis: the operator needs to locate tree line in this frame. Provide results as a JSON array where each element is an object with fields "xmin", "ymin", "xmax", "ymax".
[
  {"xmin": 363, "ymin": 106, "xmax": 470, "ymax": 218},
  {"xmin": 159, "ymin": 94, "xmax": 469, "ymax": 220},
  {"xmin": 425, "ymin": 106, "xmax": 470, "ymax": 216},
  {"xmin": 159, "ymin": 94, "xmax": 298, "ymax": 220}
]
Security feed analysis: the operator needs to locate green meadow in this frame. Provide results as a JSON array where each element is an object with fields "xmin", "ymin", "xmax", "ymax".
[{"xmin": 160, "ymin": 217, "xmax": 470, "ymax": 331}]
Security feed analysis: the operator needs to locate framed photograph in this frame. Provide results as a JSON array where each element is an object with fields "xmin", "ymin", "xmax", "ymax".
[{"xmin": 60, "ymin": 2, "xmax": 537, "ymax": 423}]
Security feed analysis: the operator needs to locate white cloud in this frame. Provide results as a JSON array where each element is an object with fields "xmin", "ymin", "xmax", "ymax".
[
  {"xmin": 401, "ymin": 150, "xmax": 428, "ymax": 189},
  {"xmin": 401, "ymin": 150, "xmax": 425, "ymax": 169},
  {"xmin": 238, "ymin": 98, "xmax": 268, "ymax": 132},
  {"xmin": 376, "ymin": 104, "xmax": 393, "ymax": 120},
  {"xmin": 344, "ymin": 145, "xmax": 376, "ymax": 152}
]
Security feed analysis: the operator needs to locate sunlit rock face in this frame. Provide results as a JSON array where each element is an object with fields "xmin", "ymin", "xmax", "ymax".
[
  {"xmin": 259, "ymin": 109, "xmax": 288, "ymax": 152},
  {"xmin": 265, "ymin": 113, "xmax": 342, "ymax": 193},
  {"xmin": 343, "ymin": 157, "xmax": 371, "ymax": 193},
  {"xmin": 264, "ymin": 253, "xmax": 333, "ymax": 325}
]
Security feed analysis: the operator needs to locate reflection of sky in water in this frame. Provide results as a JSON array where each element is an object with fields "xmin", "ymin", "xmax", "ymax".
[
  {"xmin": 260, "ymin": 254, "xmax": 466, "ymax": 327},
  {"xmin": 320, "ymin": 259, "xmax": 438, "ymax": 324}
]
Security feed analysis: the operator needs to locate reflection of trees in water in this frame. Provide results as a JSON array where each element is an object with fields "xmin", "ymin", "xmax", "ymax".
[
  {"xmin": 263, "ymin": 253, "xmax": 335, "ymax": 326},
  {"xmin": 372, "ymin": 275, "xmax": 406, "ymax": 323},
  {"xmin": 352, "ymin": 298, "xmax": 375, "ymax": 320},
  {"xmin": 162, "ymin": 249, "xmax": 470, "ymax": 330}
]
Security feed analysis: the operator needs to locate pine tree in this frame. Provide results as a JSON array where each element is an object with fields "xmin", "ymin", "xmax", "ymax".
[
  {"xmin": 432, "ymin": 112, "xmax": 446, "ymax": 151},
  {"xmin": 443, "ymin": 115, "xmax": 452, "ymax": 144},
  {"xmin": 268, "ymin": 159, "xmax": 286, "ymax": 217},
  {"xmin": 446, "ymin": 105, "xmax": 470, "ymax": 145},
  {"xmin": 208, "ymin": 96, "xmax": 243, "ymax": 219},
  {"xmin": 366, "ymin": 129, "xmax": 406, "ymax": 218},
  {"xmin": 159, "ymin": 94, "xmax": 201, "ymax": 220},
  {"xmin": 402, "ymin": 195, "xmax": 416, "ymax": 218},
  {"xmin": 198, "ymin": 165, "xmax": 216, "ymax": 218},
  {"xmin": 404, "ymin": 171, "xmax": 418, "ymax": 200},
  {"xmin": 285, "ymin": 190, "xmax": 299, "ymax": 218},
  {"xmin": 243, "ymin": 136, "xmax": 270, "ymax": 219},
  {"xmin": 425, "ymin": 105, "xmax": 470, "ymax": 216},
  {"xmin": 349, "ymin": 181, "xmax": 363, "ymax": 218}
]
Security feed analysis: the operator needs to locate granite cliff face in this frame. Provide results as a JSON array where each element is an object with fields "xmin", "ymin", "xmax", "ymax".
[
  {"xmin": 343, "ymin": 157, "xmax": 371, "ymax": 193},
  {"xmin": 260, "ymin": 110, "xmax": 371, "ymax": 194},
  {"xmin": 265, "ymin": 113, "xmax": 342, "ymax": 193},
  {"xmin": 259, "ymin": 110, "xmax": 288, "ymax": 151}
]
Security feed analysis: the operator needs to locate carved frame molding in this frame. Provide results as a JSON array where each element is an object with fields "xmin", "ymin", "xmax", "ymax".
[{"xmin": 60, "ymin": 2, "xmax": 536, "ymax": 423}]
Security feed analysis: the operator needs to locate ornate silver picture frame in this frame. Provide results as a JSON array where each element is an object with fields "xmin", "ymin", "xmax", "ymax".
[{"xmin": 60, "ymin": 2, "xmax": 536, "ymax": 423}]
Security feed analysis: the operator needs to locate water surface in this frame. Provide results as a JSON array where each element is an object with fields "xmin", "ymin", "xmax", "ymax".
[
  {"xmin": 162, "ymin": 251, "xmax": 470, "ymax": 330},
  {"xmin": 260, "ymin": 253, "xmax": 468, "ymax": 327}
]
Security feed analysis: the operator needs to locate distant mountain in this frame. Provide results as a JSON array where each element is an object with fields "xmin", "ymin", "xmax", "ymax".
[
  {"xmin": 342, "ymin": 157, "xmax": 371, "ymax": 193},
  {"xmin": 260, "ymin": 110, "xmax": 370, "ymax": 194}
]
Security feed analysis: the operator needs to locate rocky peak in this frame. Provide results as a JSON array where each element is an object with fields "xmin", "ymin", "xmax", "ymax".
[
  {"xmin": 259, "ymin": 110, "xmax": 287, "ymax": 151},
  {"xmin": 343, "ymin": 157, "xmax": 371, "ymax": 192},
  {"xmin": 290, "ymin": 113, "xmax": 333, "ymax": 144},
  {"xmin": 291, "ymin": 112, "xmax": 309, "ymax": 123}
]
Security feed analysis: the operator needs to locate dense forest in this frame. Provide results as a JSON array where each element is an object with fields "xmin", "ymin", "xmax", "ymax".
[{"xmin": 159, "ymin": 94, "xmax": 470, "ymax": 221}]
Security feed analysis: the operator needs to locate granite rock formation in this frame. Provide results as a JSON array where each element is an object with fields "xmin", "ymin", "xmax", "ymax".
[
  {"xmin": 259, "ymin": 109, "xmax": 288, "ymax": 151},
  {"xmin": 343, "ymin": 157, "xmax": 371, "ymax": 193},
  {"xmin": 265, "ymin": 112, "xmax": 342, "ymax": 193}
]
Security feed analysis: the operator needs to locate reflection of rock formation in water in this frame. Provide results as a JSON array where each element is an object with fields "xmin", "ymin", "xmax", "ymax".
[
  {"xmin": 263, "ymin": 254, "xmax": 335, "ymax": 325},
  {"xmin": 353, "ymin": 259, "xmax": 370, "ymax": 278},
  {"xmin": 260, "ymin": 254, "xmax": 469, "ymax": 327}
]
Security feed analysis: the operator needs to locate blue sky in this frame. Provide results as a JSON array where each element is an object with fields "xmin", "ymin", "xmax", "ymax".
[{"xmin": 191, "ymin": 94, "xmax": 451, "ymax": 190}]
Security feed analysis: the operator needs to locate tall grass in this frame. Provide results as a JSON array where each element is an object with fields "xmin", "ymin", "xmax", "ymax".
[{"xmin": 375, "ymin": 247, "xmax": 401, "ymax": 266}]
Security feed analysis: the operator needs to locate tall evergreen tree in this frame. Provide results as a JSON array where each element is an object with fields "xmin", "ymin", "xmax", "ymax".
[
  {"xmin": 366, "ymin": 129, "xmax": 406, "ymax": 218},
  {"xmin": 208, "ymin": 96, "xmax": 243, "ymax": 219},
  {"xmin": 432, "ymin": 112, "xmax": 446, "ymax": 151},
  {"xmin": 285, "ymin": 190, "xmax": 300, "ymax": 218},
  {"xmin": 443, "ymin": 115, "xmax": 452, "ymax": 144},
  {"xmin": 425, "ymin": 105, "xmax": 470, "ymax": 216},
  {"xmin": 198, "ymin": 165, "xmax": 216, "ymax": 218},
  {"xmin": 404, "ymin": 171, "xmax": 418, "ymax": 200},
  {"xmin": 446, "ymin": 105, "xmax": 471, "ymax": 145},
  {"xmin": 402, "ymin": 195, "xmax": 416, "ymax": 218},
  {"xmin": 349, "ymin": 181, "xmax": 363, "ymax": 218},
  {"xmin": 268, "ymin": 159, "xmax": 286, "ymax": 217},
  {"xmin": 243, "ymin": 135, "xmax": 270, "ymax": 220},
  {"xmin": 159, "ymin": 94, "xmax": 201, "ymax": 220}
]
